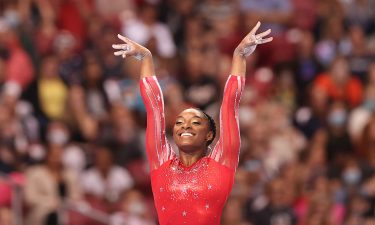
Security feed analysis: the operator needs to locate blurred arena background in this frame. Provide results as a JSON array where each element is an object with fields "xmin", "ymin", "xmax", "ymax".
[{"xmin": 0, "ymin": 0, "xmax": 375, "ymax": 224}]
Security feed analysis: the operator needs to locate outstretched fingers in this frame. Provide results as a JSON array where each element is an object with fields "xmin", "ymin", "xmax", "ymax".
[
  {"xmin": 251, "ymin": 28, "xmax": 273, "ymax": 45},
  {"xmin": 249, "ymin": 21, "xmax": 261, "ymax": 36},
  {"xmin": 113, "ymin": 34, "xmax": 135, "ymax": 58},
  {"xmin": 113, "ymin": 50, "xmax": 125, "ymax": 56},
  {"xmin": 112, "ymin": 44, "xmax": 131, "ymax": 50},
  {"xmin": 112, "ymin": 43, "xmax": 133, "ymax": 58},
  {"xmin": 113, "ymin": 34, "xmax": 150, "ymax": 60},
  {"xmin": 256, "ymin": 37, "xmax": 273, "ymax": 45},
  {"xmin": 235, "ymin": 22, "xmax": 273, "ymax": 57},
  {"xmin": 256, "ymin": 29, "xmax": 271, "ymax": 39},
  {"xmin": 117, "ymin": 34, "xmax": 131, "ymax": 43}
]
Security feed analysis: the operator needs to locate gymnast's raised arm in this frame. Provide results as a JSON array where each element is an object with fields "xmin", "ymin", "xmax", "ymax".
[
  {"xmin": 209, "ymin": 22, "xmax": 273, "ymax": 169},
  {"xmin": 112, "ymin": 35, "xmax": 173, "ymax": 171}
]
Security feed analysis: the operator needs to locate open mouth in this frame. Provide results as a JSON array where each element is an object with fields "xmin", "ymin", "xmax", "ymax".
[{"xmin": 179, "ymin": 132, "xmax": 194, "ymax": 137}]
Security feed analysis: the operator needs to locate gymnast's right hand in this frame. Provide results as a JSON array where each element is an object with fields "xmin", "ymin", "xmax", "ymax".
[{"xmin": 112, "ymin": 34, "xmax": 152, "ymax": 61}]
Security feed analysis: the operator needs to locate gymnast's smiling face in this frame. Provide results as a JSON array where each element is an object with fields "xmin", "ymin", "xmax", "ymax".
[{"xmin": 173, "ymin": 108, "xmax": 214, "ymax": 154}]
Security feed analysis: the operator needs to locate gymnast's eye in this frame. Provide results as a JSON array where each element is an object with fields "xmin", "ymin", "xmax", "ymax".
[
  {"xmin": 192, "ymin": 121, "xmax": 201, "ymax": 125},
  {"xmin": 175, "ymin": 121, "xmax": 183, "ymax": 125}
]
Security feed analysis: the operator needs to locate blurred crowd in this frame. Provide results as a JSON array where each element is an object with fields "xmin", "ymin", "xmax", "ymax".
[{"xmin": 0, "ymin": 0, "xmax": 375, "ymax": 225}]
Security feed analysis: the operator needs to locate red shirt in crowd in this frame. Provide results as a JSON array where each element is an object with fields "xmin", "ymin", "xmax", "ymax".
[
  {"xmin": 313, "ymin": 73, "xmax": 363, "ymax": 107},
  {"xmin": 140, "ymin": 75, "xmax": 245, "ymax": 225},
  {"xmin": 6, "ymin": 46, "xmax": 35, "ymax": 90}
]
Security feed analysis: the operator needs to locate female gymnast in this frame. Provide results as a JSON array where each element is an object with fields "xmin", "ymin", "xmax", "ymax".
[{"xmin": 112, "ymin": 22, "xmax": 272, "ymax": 225}]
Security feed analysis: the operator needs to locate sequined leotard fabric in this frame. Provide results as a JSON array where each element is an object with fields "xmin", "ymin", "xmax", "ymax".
[{"xmin": 140, "ymin": 75, "xmax": 245, "ymax": 225}]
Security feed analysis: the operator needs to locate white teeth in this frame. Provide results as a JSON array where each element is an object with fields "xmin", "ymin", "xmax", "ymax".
[{"xmin": 181, "ymin": 132, "xmax": 193, "ymax": 137}]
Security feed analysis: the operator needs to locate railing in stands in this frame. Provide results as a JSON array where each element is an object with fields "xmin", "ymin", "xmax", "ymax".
[{"xmin": 60, "ymin": 201, "xmax": 111, "ymax": 225}]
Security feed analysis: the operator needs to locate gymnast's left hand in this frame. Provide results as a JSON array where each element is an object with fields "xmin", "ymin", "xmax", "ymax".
[
  {"xmin": 112, "ymin": 34, "xmax": 152, "ymax": 61},
  {"xmin": 234, "ymin": 21, "xmax": 273, "ymax": 58}
]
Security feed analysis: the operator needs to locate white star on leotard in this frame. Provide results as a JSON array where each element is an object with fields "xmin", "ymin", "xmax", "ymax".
[
  {"xmin": 205, "ymin": 204, "xmax": 209, "ymax": 210},
  {"xmin": 182, "ymin": 211, "xmax": 187, "ymax": 216},
  {"xmin": 161, "ymin": 206, "xmax": 166, "ymax": 211},
  {"xmin": 208, "ymin": 184, "xmax": 212, "ymax": 190}
]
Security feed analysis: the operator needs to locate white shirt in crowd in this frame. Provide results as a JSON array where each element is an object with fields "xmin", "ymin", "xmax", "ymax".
[
  {"xmin": 80, "ymin": 166, "xmax": 134, "ymax": 202},
  {"xmin": 121, "ymin": 18, "xmax": 176, "ymax": 58}
]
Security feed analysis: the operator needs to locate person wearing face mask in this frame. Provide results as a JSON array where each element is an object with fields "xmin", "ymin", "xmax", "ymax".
[
  {"xmin": 46, "ymin": 121, "xmax": 70, "ymax": 147},
  {"xmin": 112, "ymin": 22, "xmax": 273, "ymax": 225},
  {"xmin": 325, "ymin": 101, "xmax": 353, "ymax": 166},
  {"xmin": 312, "ymin": 56, "xmax": 363, "ymax": 108},
  {"xmin": 80, "ymin": 146, "xmax": 134, "ymax": 204},
  {"xmin": 24, "ymin": 145, "xmax": 82, "ymax": 225},
  {"xmin": 342, "ymin": 160, "xmax": 363, "ymax": 187},
  {"xmin": 45, "ymin": 121, "xmax": 88, "ymax": 175},
  {"xmin": 110, "ymin": 189, "xmax": 155, "ymax": 225}
]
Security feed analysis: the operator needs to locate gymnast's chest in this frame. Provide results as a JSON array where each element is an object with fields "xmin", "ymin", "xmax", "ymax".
[{"xmin": 151, "ymin": 157, "xmax": 234, "ymax": 203}]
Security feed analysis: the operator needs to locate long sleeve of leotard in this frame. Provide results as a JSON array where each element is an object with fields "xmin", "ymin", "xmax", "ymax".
[
  {"xmin": 209, "ymin": 75, "xmax": 245, "ymax": 170},
  {"xmin": 140, "ymin": 76, "xmax": 174, "ymax": 171}
]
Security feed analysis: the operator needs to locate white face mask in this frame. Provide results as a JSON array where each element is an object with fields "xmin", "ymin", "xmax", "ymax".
[
  {"xmin": 127, "ymin": 201, "xmax": 146, "ymax": 215},
  {"xmin": 327, "ymin": 109, "xmax": 347, "ymax": 127},
  {"xmin": 239, "ymin": 106, "xmax": 255, "ymax": 126},
  {"xmin": 342, "ymin": 168, "xmax": 362, "ymax": 185},
  {"xmin": 47, "ymin": 129, "xmax": 69, "ymax": 145},
  {"xmin": 4, "ymin": 9, "xmax": 20, "ymax": 28},
  {"xmin": 62, "ymin": 145, "xmax": 86, "ymax": 172},
  {"xmin": 29, "ymin": 144, "xmax": 46, "ymax": 161}
]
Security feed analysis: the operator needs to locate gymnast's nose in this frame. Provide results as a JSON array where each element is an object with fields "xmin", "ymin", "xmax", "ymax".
[{"xmin": 181, "ymin": 122, "xmax": 191, "ymax": 130}]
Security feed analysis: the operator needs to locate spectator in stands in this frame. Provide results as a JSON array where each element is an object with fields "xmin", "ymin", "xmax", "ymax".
[
  {"xmin": 0, "ymin": 145, "xmax": 17, "ymax": 173},
  {"xmin": 111, "ymin": 189, "xmax": 155, "ymax": 225},
  {"xmin": 340, "ymin": 0, "xmax": 375, "ymax": 34},
  {"xmin": 24, "ymin": 144, "xmax": 81, "ymax": 225},
  {"xmin": 360, "ymin": 116, "xmax": 375, "ymax": 171},
  {"xmin": 348, "ymin": 64, "xmax": 375, "ymax": 151},
  {"xmin": 292, "ymin": 31, "xmax": 323, "ymax": 105},
  {"xmin": 343, "ymin": 25, "xmax": 373, "ymax": 81},
  {"xmin": 0, "ymin": 206, "xmax": 11, "ymax": 225},
  {"xmin": 221, "ymin": 197, "xmax": 251, "ymax": 225},
  {"xmin": 325, "ymin": 102, "xmax": 353, "ymax": 164},
  {"xmin": 80, "ymin": 145, "xmax": 133, "ymax": 204},
  {"xmin": 0, "ymin": 20, "xmax": 35, "ymax": 91},
  {"xmin": 239, "ymin": 0, "xmax": 292, "ymax": 34},
  {"xmin": 239, "ymin": 0, "xmax": 295, "ymax": 64},
  {"xmin": 245, "ymin": 177, "xmax": 297, "ymax": 225},
  {"xmin": 121, "ymin": 3, "xmax": 176, "ymax": 58},
  {"xmin": 79, "ymin": 52, "xmax": 110, "ymax": 121},
  {"xmin": 0, "ymin": 0, "xmax": 374, "ymax": 224},
  {"xmin": 95, "ymin": 0, "xmax": 135, "ymax": 25},
  {"xmin": 312, "ymin": 56, "xmax": 363, "ymax": 108},
  {"xmin": 24, "ymin": 55, "xmax": 68, "ymax": 123},
  {"xmin": 102, "ymin": 105, "xmax": 144, "ymax": 166}
]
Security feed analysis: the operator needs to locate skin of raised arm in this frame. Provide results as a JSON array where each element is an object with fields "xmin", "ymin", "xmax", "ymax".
[
  {"xmin": 230, "ymin": 54, "xmax": 247, "ymax": 77},
  {"xmin": 140, "ymin": 52, "xmax": 155, "ymax": 79}
]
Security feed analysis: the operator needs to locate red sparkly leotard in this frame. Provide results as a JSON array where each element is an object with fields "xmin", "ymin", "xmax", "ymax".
[{"xmin": 140, "ymin": 75, "xmax": 245, "ymax": 225}]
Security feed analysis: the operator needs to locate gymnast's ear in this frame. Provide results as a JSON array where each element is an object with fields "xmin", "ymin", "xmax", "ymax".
[{"xmin": 206, "ymin": 131, "xmax": 214, "ymax": 142}]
